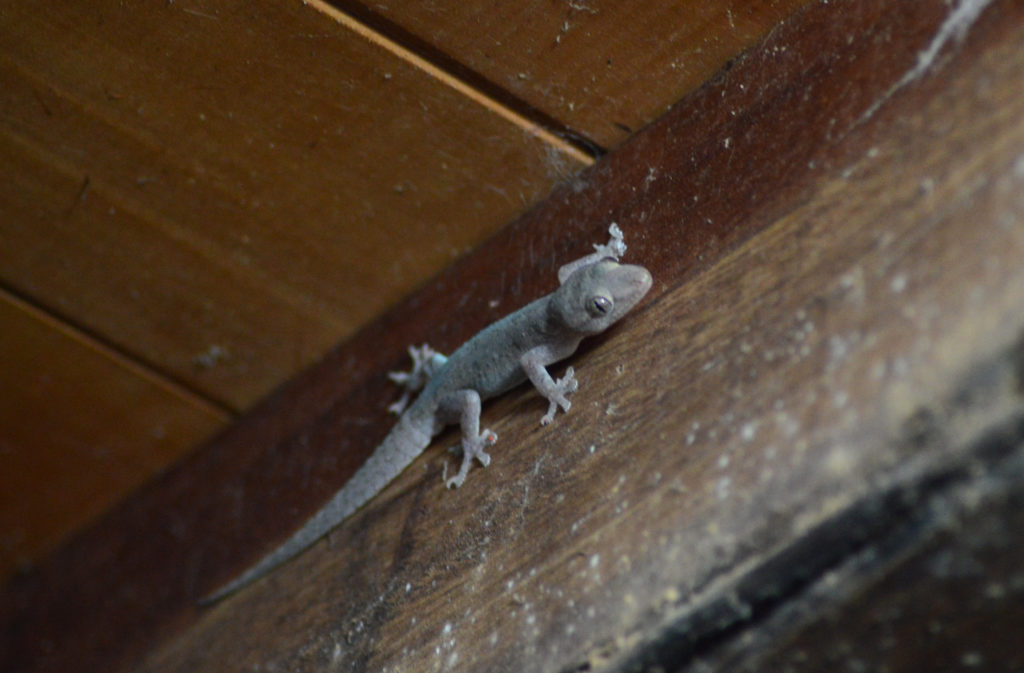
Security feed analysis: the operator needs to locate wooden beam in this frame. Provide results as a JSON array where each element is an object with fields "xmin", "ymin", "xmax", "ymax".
[{"xmin": 3, "ymin": 0, "xmax": 1023, "ymax": 671}]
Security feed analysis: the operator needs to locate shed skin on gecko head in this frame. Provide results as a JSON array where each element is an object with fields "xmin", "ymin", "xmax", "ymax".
[{"xmin": 551, "ymin": 259, "xmax": 653, "ymax": 335}]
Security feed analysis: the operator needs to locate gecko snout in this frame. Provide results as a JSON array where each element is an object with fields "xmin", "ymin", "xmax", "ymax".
[{"xmin": 616, "ymin": 263, "xmax": 653, "ymax": 303}]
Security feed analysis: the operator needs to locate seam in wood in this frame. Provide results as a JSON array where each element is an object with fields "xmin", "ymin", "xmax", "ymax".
[
  {"xmin": 0, "ymin": 284, "xmax": 235, "ymax": 421},
  {"xmin": 303, "ymin": 0, "xmax": 598, "ymax": 165}
]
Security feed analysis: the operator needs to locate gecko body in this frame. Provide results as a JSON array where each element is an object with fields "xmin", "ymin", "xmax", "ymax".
[{"xmin": 203, "ymin": 226, "xmax": 651, "ymax": 603}]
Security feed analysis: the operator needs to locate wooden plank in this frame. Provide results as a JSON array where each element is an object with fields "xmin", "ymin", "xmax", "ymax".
[
  {"xmin": 0, "ymin": 0, "xmax": 587, "ymax": 412},
  {"xmin": 326, "ymin": 0, "xmax": 815, "ymax": 149},
  {"xmin": 4, "ymin": 0, "xmax": 1024, "ymax": 671},
  {"xmin": 693, "ymin": 440, "xmax": 1024, "ymax": 673},
  {"xmin": 0, "ymin": 291, "xmax": 228, "ymax": 583}
]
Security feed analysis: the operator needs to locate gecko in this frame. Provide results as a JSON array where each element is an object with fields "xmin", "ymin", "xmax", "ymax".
[{"xmin": 202, "ymin": 224, "xmax": 652, "ymax": 603}]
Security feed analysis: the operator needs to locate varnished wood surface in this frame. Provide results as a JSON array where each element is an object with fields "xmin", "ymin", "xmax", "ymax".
[
  {"xmin": 0, "ymin": 0, "xmax": 586, "ymax": 412},
  {"xmin": 326, "ymin": 0, "xmax": 815, "ymax": 149},
  {"xmin": 4, "ymin": 0, "xmax": 1024, "ymax": 671},
  {"xmin": 0, "ymin": 291, "xmax": 227, "ymax": 579}
]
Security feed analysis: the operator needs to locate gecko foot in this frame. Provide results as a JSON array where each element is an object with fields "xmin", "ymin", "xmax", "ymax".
[
  {"xmin": 540, "ymin": 366, "xmax": 579, "ymax": 425},
  {"xmin": 444, "ymin": 429, "xmax": 498, "ymax": 489}
]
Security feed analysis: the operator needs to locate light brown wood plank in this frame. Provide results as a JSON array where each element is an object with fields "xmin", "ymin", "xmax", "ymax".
[
  {"xmin": 0, "ymin": 0, "xmax": 587, "ymax": 412},
  {"xmin": 329, "ymin": 0, "xmax": 814, "ymax": 148},
  {"xmin": 0, "ymin": 290, "xmax": 228, "ymax": 583}
]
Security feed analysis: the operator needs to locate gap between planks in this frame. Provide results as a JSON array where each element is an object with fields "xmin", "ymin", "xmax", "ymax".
[
  {"xmin": 0, "ymin": 284, "xmax": 234, "ymax": 422},
  {"xmin": 303, "ymin": 0, "xmax": 597, "ymax": 166}
]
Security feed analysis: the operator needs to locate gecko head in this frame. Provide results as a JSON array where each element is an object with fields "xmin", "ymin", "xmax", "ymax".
[{"xmin": 553, "ymin": 260, "xmax": 653, "ymax": 335}]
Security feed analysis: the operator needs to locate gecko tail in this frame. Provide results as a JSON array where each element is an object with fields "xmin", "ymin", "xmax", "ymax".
[{"xmin": 200, "ymin": 412, "xmax": 433, "ymax": 604}]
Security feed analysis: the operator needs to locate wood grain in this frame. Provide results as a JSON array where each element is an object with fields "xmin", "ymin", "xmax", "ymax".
[
  {"xmin": 699, "ymin": 448, "xmax": 1024, "ymax": 673},
  {"xmin": 0, "ymin": 291, "xmax": 227, "ymax": 582},
  {"xmin": 328, "ymin": 0, "xmax": 815, "ymax": 149},
  {"xmin": 0, "ymin": 0, "xmax": 587, "ymax": 412},
  {"xmin": 4, "ymin": 0, "xmax": 1023, "ymax": 671}
]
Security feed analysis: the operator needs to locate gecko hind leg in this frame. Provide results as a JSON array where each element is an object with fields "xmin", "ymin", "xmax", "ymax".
[{"xmin": 441, "ymin": 389, "xmax": 498, "ymax": 489}]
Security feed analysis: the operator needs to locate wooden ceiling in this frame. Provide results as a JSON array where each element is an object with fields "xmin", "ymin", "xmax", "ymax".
[{"xmin": 0, "ymin": 0, "xmax": 812, "ymax": 581}]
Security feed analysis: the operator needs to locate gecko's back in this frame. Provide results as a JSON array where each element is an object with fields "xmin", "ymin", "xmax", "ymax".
[{"xmin": 423, "ymin": 296, "xmax": 560, "ymax": 404}]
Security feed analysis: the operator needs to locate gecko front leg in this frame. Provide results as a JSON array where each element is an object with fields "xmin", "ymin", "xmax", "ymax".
[
  {"xmin": 521, "ymin": 344, "xmax": 581, "ymax": 425},
  {"xmin": 539, "ymin": 367, "xmax": 578, "ymax": 425}
]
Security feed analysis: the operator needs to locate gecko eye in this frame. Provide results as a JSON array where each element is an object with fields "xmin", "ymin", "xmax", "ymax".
[{"xmin": 588, "ymin": 295, "xmax": 613, "ymax": 317}]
